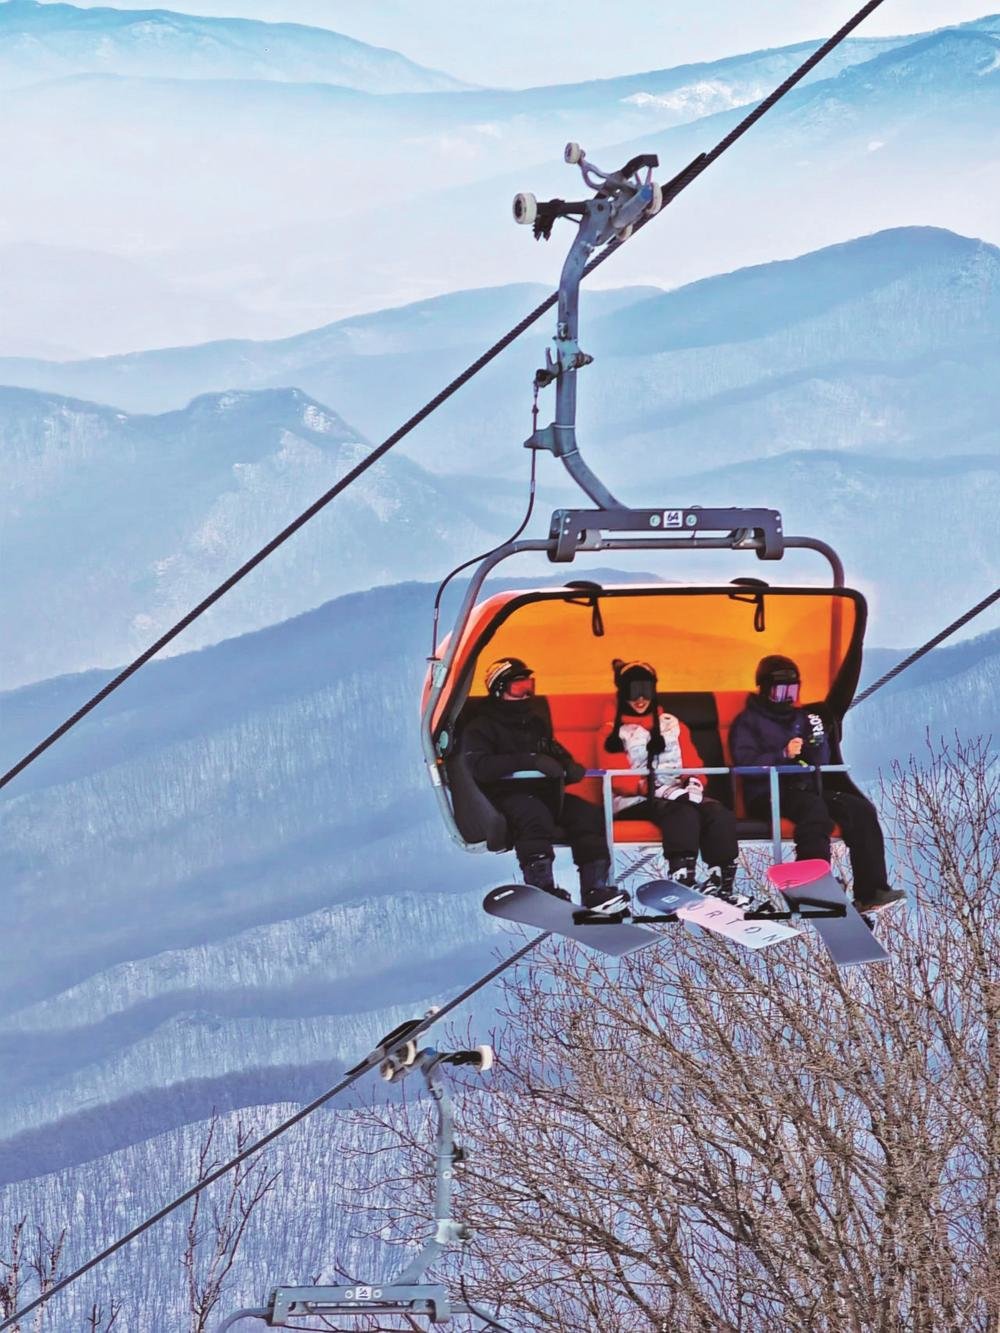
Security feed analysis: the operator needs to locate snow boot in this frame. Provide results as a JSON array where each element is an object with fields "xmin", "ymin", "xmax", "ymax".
[
  {"xmin": 704, "ymin": 861, "xmax": 751, "ymax": 909},
  {"xmin": 667, "ymin": 855, "xmax": 699, "ymax": 887},
  {"xmin": 578, "ymin": 859, "xmax": 628, "ymax": 916},
  {"xmin": 522, "ymin": 855, "xmax": 570, "ymax": 903},
  {"xmin": 853, "ymin": 885, "xmax": 906, "ymax": 915}
]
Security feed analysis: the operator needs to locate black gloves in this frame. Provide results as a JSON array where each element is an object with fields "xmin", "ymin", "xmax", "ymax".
[
  {"xmin": 536, "ymin": 735, "xmax": 586, "ymax": 784},
  {"xmin": 534, "ymin": 754, "xmax": 566, "ymax": 780}
]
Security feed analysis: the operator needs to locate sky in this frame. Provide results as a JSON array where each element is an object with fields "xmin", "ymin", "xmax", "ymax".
[{"xmin": 31, "ymin": 0, "xmax": 999, "ymax": 86}]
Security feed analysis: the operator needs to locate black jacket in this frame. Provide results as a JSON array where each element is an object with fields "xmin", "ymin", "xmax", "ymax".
[{"xmin": 461, "ymin": 697, "xmax": 586, "ymax": 797}]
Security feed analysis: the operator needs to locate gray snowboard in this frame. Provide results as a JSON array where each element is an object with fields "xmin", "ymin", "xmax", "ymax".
[
  {"xmin": 483, "ymin": 883, "xmax": 660, "ymax": 957},
  {"xmin": 767, "ymin": 859, "xmax": 888, "ymax": 967}
]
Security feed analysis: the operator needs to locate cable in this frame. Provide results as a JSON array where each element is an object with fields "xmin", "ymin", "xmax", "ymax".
[
  {"xmin": 850, "ymin": 587, "xmax": 1000, "ymax": 709},
  {"xmin": 0, "ymin": 933, "xmax": 546, "ymax": 1332},
  {"xmin": 430, "ymin": 449, "xmax": 538, "ymax": 659},
  {"xmin": 0, "ymin": 0, "xmax": 888, "ymax": 797}
]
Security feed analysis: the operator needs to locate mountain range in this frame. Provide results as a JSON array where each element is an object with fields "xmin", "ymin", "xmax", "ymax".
[
  {"xmin": 3, "ymin": 228, "xmax": 997, "ymax": 661},
  {"xmin": 0, "ymin": 0, "xmax": 466, "ymax": 90},
  {"xmin": 0, "ymin": 384, "xmax": 531, "ymax": 687},
  {"xmin": 4, "ymin": 6, "xmax": 999, "ymax": 348}
]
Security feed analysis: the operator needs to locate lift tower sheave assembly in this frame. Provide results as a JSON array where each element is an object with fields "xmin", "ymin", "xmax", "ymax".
[{"xmin": 213, "ymin": 1037, "xmax": 494, "ymax": 1330}]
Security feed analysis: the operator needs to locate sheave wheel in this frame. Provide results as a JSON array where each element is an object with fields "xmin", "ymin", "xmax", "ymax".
[{"xmin": 512, "ymin": 192, "xmax": 538, "ymax": 225}]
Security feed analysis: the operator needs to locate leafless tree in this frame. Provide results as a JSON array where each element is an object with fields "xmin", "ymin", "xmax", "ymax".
[
  {"xmin": 344, "ymin": 737, "xmax": 999, "ymax": 1331},
  {"xmin": 0, "ymin": 1217, "xmax": 120, "ymax": 1332},
  {"xmin": 84, "ymin": 1299, "xmax": 123, "ymax": 1331},
  {"xmin": 181, "ymin": 1112, "xmax": 281, "ymax": 1333}
]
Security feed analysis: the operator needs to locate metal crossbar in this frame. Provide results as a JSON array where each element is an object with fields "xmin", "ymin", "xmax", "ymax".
[{"xmin": 584, "ymin": 765, "xmax": 849, "ymax": 878}]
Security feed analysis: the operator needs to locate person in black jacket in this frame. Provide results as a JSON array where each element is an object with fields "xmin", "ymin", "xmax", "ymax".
[
  {"xmin": 729, "ymin": 655, "xmax": 905, "ymax": 914},
  {"xmin": 463, "ymin": 657, "xmax": 625, "ymax": 913}
]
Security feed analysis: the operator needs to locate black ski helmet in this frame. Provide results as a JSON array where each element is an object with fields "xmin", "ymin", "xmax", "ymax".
[
  {"xmin": 755, "ymin": 655, "xmax": 800, "ymax": 692},
  {"xmin": 485, "ymin": 657, "xmax": 533, "ymax": 697}
]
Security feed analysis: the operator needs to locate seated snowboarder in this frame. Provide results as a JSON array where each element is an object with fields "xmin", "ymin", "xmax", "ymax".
[
  {"xmin": 603, "ymin": 659, "xmax": 746, "ymax": 905},
  {"xmin": 729, "ymin": 655, "xmax": 905, "ymax": 914},
  {"xmin": 463, "ymin": 658, "xmax": 626, "ymax": 914}
]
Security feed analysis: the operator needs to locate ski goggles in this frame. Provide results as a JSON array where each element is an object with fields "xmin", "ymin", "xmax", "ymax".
[
  {"xmin": 627, "ymin": 680, "xmax": 655, "ymax": 701},
  {"xmin": 768, "ymin": 681, "xmax": 800, "ymax": 704},
  {"xmin": 504, "ymin": 674, "xmax": 535, "ymax": 698}
]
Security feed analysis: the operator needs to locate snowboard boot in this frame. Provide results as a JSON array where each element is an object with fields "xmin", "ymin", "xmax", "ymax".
[
  {"xmin": 667, "ymin": 855, "xmax": 699, "ymax": 887},
  {"xmin": 578, "ymin": 859, "xmax": 628, "ymax": 916},
  {"xmin": 521, "ymin": 855, "xmax": 570, "ymax": 903},
  {"xmin": 853, "ymin": 885, "xmax": 906, "ymax": 915},
  {"xmin": 704, "ymin": 861, "xmax": 751, "ymax": 909}
]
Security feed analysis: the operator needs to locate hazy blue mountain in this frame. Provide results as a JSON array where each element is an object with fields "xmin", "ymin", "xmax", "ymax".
[
  {"xmin": 4, "ymin": 226, "xmax": 997, "ymax": 486},
  {"xmin": 0, "ymin": 240, "xmax": 276, "ymax": 357},
  {"xmin": 0, "ymin": 581, "xmax": 509, "ymax": 1183},
  {"xmin": 0, "ymin": 0, "xmax": 465, "ymax": 91},
  {"xmin": 847, "ymin": 626, "xmax": 1000, "ymax": 778},
  {"xmin": 0, "ymin": 384, "xmax": 522, "ymax": 688},
  {"xmin": 3, "ymin": 13, "xmax": 992, "ymax": 346},
  {"xmin": 0, "ymin": 281, "xmax": 660, "ymax": 414},
  {"xmin": 659, "ymin": 449, "xmax": 1000, "ymax": 648},
  {"xmin": 4, "ymin": 230, "xmax": 997, "ymax": 675},
  {"xmin": 196, "ymin": 22, "xmax": 1000, "ymax": 336}
]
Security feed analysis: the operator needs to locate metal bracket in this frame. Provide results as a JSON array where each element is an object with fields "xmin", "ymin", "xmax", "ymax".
[
  {"xmin": 548, "ymin": 506, "xmax": 784, "ymax": 562},
  {"xmin": 268, "ymin": 1282, "xmax": 455, "ymax": 1323},
  {"xmin": 744, "ymin": 903, "xmax": 847, "ymax": 922}
]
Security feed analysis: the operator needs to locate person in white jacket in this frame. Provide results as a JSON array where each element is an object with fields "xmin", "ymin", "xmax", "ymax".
[{"xmin": 603, "ymin": 659, "xmax": 743, "ymax": 903}]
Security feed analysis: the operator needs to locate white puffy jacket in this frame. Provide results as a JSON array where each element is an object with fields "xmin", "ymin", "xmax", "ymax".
[{"xmin": 612, "ymin": 712, "xmax": 695, "ymax": 813}]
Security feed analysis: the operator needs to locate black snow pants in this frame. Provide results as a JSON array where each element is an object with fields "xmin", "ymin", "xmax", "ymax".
[
  {"xmin": 615, "ymin": 795, "xmax": 738, "ymax": 867},
  {"xmin": 492, "ymin": 790, "xmax": 609, "ymax": 870},
  {"xmin": 748, "ymin": 783, "xmax": 890, "ymax": 896}
]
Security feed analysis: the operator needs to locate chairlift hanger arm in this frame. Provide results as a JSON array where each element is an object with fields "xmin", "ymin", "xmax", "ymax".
[{"xmin": 518, "ymin": 146, "xmax": 662, "ymax": 510}]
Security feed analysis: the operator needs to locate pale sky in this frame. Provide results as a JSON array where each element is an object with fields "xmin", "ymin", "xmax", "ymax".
[{"xmin": 32, "ymin": 0, "xmax": 999, "ymax": 86}]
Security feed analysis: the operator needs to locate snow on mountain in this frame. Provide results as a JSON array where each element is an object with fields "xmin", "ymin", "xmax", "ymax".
[
  {"xmin": 0, "ymin": 0, "xmax": 466, "ymax": 92},
  {"xmin": 0, "ymin": 580, "xmax": 510, "ymax": 1176},
  {"xmin": 0, "ymin": 1101, "xmax": 406, "ymax": 1324},
  {"xmin": 0, "ymin": 384, "xmax": 523, "ymax": 688},
  {"xmin": 847, "ymin": 627, "xmax": 1000, "ymax": 778}
]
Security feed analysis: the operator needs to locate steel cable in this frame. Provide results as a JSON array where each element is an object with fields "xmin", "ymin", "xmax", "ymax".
[{"xmin": 850, "ymin": 587, "xmax": 1000, "ymax": 708}]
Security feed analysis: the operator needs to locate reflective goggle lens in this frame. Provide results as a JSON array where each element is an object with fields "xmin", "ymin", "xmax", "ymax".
[
  {"xmin": 505, "ymin": 674, "xmax": 535, "ymax": 697},
  {"xmin": 628, "ymin": 681, "xmax": 654, "ymax": 701},
  {"xmin": 769, "ymin": 682, "xmax": 800, "ymax": 704}
]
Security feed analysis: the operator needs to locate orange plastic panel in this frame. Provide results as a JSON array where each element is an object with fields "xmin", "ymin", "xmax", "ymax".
[{"xmin": 433, "ymin": 585, "xmax": 860, "ymax": 730}]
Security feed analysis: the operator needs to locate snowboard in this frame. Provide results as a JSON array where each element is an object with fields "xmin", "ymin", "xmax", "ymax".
[
  {"xmin": 636, "ymin": 878, "xmax": 800, "ymax": 952},
  {"xmin": 483, "ymin": 883, "xmax": 660, "ymax": 957},
  {"xmin": 767, "ymin": 859, "xmax": 888, "ymax": 968}
]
